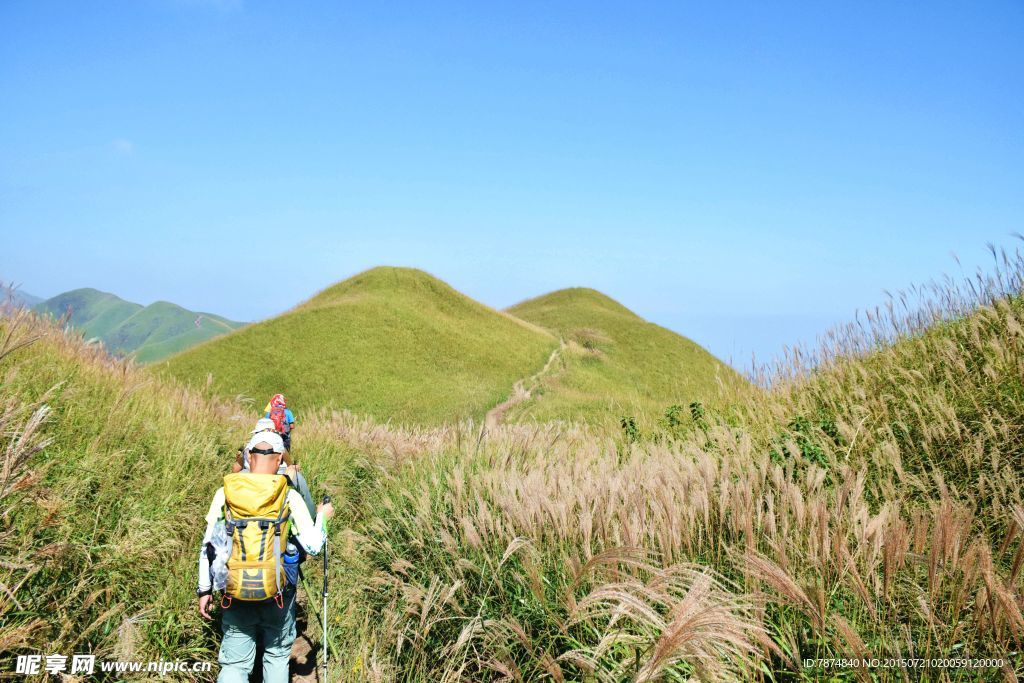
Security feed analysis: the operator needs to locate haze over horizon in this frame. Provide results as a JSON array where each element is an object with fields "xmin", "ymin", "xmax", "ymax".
[{"xmin": 3, "ymin": 1, "xmax": 1021, "ymax": 368}]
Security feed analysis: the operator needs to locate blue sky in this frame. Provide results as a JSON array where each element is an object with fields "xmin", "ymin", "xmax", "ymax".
[{"xmin": 2, "ymin": 1, "xmax": 1021, "ymax": 369}]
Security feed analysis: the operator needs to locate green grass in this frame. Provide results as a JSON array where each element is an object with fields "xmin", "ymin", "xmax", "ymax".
[
  {"xmin": 35, "ymin": 288, "xmax": 243, "ymax": 362},
  {"xmin": 0, "ymin": 313, "xmax": 234, "ymax": 664},
  {"xmin": 5, "ymin": 253, "xmax": 1024, "ymax": 681},
  {"xmin": 159, "ymin": 267, "xmax": 560, "ymax": 425},
  {"xmin": 0, "ymin": 309, "xmax": 366, "ymax": 672},
  {"xmin": 161, "ymin": 270, "xmax": 739, "ymax": 427},
  {"xmin": 506, "ymin": 287, "xmax": 745, "ymax": 426}
]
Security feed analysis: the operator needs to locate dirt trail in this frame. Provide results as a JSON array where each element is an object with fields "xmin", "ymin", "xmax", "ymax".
[
  {"xmin": 485, "ymin": 340, "xmax": 564, "ymax": 430},
  {"xmin": 247, "ymin": 589, "xmax": 321, "ymax": 683},
  {"xmin": 289, "ymin": 590, "xmax": 321, "ymax": 682}
]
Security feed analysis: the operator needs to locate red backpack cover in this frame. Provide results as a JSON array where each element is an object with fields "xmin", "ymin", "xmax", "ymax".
[{"xmin": 269, "ymin": 405, "xmax": 289, "ymax": 434}]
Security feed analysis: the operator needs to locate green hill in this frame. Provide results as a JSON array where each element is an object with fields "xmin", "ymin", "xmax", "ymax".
[
  {"xmin": 505, "ymin": 287, "xmax": 743, "ymax": 424},
  {"xmin": 160, "ymin": 269, "xmax": 738, "ymax": 426},
  {"xmin": 35, "ymin": 288, "xmax": 244, "ymax": 362},
  {"xmin": 159, "ymin": 267, "xmax": 560, "ymax": 425},
  {"xmin": 6, "ymin": 258, "xmax": 1024, "ymax": 681}
]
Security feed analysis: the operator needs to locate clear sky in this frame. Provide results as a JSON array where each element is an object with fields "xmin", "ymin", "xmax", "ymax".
[{"xmin": 2, "ymin": 1, "xmax": 1021, "ymax": 369}]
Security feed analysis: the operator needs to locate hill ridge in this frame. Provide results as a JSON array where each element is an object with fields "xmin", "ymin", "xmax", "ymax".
[
  {"xmin": 295, "ymin": 267, "xmax": 555, "ymax": 337},
  {"xmin": 508, "ymin": 287, "xmax": 641, "ymax": 320},
  {"xmin": 507, "ymin": 285, "xmax": 742, "ymax": 424},
  {"xmin": 160, "ymin": 267, "xmax": 560, "ymax": 424},
  {"xmin": 162, "ymin": 267, "xmax": 735, "ymax": 425},
  {"xmin": 35, "ymin": 288, "xmax": 243, "ymax": 363}
]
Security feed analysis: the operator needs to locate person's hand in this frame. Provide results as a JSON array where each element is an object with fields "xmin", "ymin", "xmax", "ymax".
[
  {"xmin": 198, "ymin": 594, "xmax": 214, "ymax": 621},
  {"xmin": 317, "ymin": 502, "xmax": 335, "ymax": 520}
]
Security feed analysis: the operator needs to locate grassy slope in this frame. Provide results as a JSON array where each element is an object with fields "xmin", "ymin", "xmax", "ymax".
[
  {"xmin": 343, "ymin": 284, "xmax": 1024, "ymax": 680},
  {"xmin": 6, "ymin": 262, "xmax": 1024, "ymax": 681},
  {"xmin": 0, "ymin": 311, "xmax": 232, "ymax": 662},
  {"xmin": 35, "ymin": 288, "xmax": 243, "ymax": 362},
  {"xmin": 506, "ymin": 287, "xmax": 744, "ymax": 425},
  {"xmin": 0, "ymin": 309, "xmax": 364, "ymax": 670},
  {"xmin": 111, "ymin": 302, "xmax": 242, "ymax": 363},
  {"xmin": 159, "ymin": 267, "xmax": 559, "ymax": 425}
]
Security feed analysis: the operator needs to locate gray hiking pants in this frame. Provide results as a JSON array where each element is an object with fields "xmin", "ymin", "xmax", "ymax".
[{"xmin": 217, "ymin": 587, "xmax": 296, "ymax": 683}]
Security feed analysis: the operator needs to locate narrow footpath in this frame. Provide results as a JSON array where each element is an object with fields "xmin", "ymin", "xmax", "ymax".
[{"xmin": 485, "ymin": 340, "xmax": 564, "ymax": 430}]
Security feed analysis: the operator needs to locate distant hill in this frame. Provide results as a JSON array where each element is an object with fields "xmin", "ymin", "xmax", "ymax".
[
  {"xmin": 35, "ymin": 288, "xmax": 244, "ymax": 362},
  {"xmin": 1, "ymin": 282, "xmax": 44, "ymax": 308},
  {"xmin": 506, "ymin": 287, "xmax": 743, "ymax": 424},
  {"xmin": 159, "ymin": 267, "xmax": 559, "ymax": 425}
]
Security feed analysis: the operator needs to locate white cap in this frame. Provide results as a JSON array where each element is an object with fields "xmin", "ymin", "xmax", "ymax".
[
  {"xmin": 252, "ymin": 418, "xmax": 276, "ymax": 434},
  {"xmin": 246, "ymin": 431, "xmax": 285, "ymax": 454}
]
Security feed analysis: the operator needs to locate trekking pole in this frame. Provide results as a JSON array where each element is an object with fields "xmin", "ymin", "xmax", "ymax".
[{"xmin": 321, "ymin": 495, "xmax": 330, "ymax": 682}]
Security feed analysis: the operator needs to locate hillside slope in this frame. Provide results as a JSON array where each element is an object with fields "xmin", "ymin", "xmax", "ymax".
[
  {"xmin": 0, "ymin": 309, "xmax": 234, "ymax": 664},
  {"xmin": 159, "ymin": 267, "xmax": 559, "ymax": 424},
  {"xmin": 35, "ymin": 288, "xmax": 244, "ymax": 362},
  {"xmin": 346, "ymin": 265, "xmax": 1024, "ymax": 680},
  {"xmin": 0, "ymin": 307, "xmax": 365, "ymax": 668},
  {"xmin": 7, "ymin": 258, "xmax": 1024, "ymax": 681},
  {"xmin": 506, "ymin": 287, "xmax": 743, "ymax": 424}
]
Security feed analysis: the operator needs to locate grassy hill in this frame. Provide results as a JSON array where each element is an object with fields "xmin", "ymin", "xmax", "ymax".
[
  {"xmin": 159, "ymin": 267, "xmax": 560, "ymax": 425},
  {"xmin": 506, "ymin": 287, "xmax": 744, "ymax": 425},
  {"xmin": 35, "ymin": 288, "xmax": 243, "ymax": 362},
  {"xmin": 5, "ymin": 255, "xmax": 1024, "ymax": 681}
]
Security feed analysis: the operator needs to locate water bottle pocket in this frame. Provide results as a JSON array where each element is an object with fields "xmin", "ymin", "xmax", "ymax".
[{"xmin": 283, "ymin": 543, "xmax": 300, "ymax": 586}]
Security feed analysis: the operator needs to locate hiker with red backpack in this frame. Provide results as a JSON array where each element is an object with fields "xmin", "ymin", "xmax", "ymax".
[
  {"xmin": 197, "ymin": 431, "xmax": 334, "ymax": 683},
  {"xmin": 265, "ymin": 394, "xmax": 295, "ymax": 451}
]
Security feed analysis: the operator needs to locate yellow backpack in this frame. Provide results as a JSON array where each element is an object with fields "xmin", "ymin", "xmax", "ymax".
[{"xmin": 222, "ymin": 473, "xmax": 292, "ymax": 603}]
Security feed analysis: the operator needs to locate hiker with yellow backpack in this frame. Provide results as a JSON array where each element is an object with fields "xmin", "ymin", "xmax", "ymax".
[
  {"xmin": 235, "ymin": 418, "xmax": 316, "ymax": 517},
  {"xmin": 196, "ymin": 430, "xmax": 333, "ymax": 683}
]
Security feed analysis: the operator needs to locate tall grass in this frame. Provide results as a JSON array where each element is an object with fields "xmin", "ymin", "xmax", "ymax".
[
  {"xmin": 0, "ymin": 305, "xmax": 243, "ymax": 670},
  {"xmin": 329, "ymin": 247, "xmax": 1024, "ymax": 681},
  {"xmin": 0, "ymin": 305, "xmax": 378, "ymax": 679},
  {"xmin": 4, "ymin": 246, "xmax": 1024, "ymax": 681}
]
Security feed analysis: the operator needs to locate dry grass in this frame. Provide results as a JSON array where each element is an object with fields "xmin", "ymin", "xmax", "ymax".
[{"xmin": 327, "ymin": 245, "xmax": 1024, "ymax": 681}]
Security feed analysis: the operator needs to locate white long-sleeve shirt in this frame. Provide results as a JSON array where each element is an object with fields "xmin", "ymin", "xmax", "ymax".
[{"xmin": 197, "ymin": 486, "xmax": 326, "ymax": 593}]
